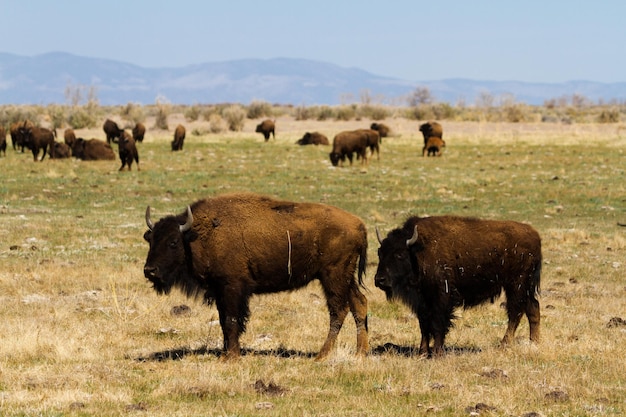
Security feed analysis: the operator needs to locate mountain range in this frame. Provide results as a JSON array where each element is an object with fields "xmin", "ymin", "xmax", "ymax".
[{"xmin": 1, "ymin": 52, "xmax": 625, "ymax": 106}]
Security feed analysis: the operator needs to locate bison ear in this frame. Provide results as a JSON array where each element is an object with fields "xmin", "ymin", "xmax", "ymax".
[
  {"xmin": 406, "ymin": 225, "xmax": 419, "ymax": 247},
  {"xmin": 179, "ymin": 206, "xmax": 193, "ymax": 233}
]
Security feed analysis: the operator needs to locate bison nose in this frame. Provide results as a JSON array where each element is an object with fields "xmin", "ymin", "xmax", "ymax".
[
  {"xmin": 144, "ymin": 265, "xmax": 158, "ymax": 279},
  {"xmin": 374, "ymin": 274, "xmax": 386, "ymax": 288}
]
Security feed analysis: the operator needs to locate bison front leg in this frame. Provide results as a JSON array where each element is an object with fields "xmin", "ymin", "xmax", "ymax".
[{"xmin": 215, "ymin": 294, "xmax": 250, "ymax": 360}]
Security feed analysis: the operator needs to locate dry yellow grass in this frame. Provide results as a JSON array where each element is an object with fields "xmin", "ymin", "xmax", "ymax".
[{"xmin": 0, "ymin": 114, "xmax": 624, "ymax": 416}]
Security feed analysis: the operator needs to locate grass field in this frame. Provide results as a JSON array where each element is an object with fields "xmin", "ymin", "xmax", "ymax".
[{"xmin": 1, "ymin": 115, "xmax": 625, "ymax": 416}]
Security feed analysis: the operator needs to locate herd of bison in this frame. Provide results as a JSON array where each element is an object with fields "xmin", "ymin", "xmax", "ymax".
[
  {"xmin": 4, "ymin": 115, "xmax": 543, "ymax": 360},
  {"xmin": 0, "ymin": 118, "xmax": 446, "ymax": 170}
]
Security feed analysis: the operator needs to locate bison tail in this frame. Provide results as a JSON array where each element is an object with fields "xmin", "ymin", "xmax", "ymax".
[
  {"xmin": 532, "ymin": 260, "xmax": 542, "ymax": 297},
  {"xmin": 357, "ymin": 243, "xmax": 367, "ymax": 288}
]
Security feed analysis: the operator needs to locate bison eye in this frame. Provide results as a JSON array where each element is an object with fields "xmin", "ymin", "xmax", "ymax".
[
  {"xmin": 168, "ymin": 239, "xmax": 179, "ymax": 248},
  {"xmin": 395, "ymin": 252, "xmax": 405, "ymax": 261}
]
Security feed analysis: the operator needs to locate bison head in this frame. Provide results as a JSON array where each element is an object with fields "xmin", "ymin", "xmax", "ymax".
[
  {"xmin": 374, "ymin": 225, "xmax": 419, "ymax": 301},
  {"xmin": 329, "ymin": 152, "xmax": 342, "ymax": 167},
  {"xmin": 143, "ymin": 206, "xmax": 194, "ymax": 294}
]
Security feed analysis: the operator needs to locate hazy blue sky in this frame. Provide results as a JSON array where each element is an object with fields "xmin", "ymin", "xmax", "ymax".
[{"xmin": 2, "ymin": 0, "xmax": 624, "ymax": 83}]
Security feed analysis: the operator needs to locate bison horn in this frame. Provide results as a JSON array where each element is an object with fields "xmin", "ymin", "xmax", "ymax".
[
  {"xmin": 375, "ymin": 226, "xmax": 383, "ymax": 244},
  {"xmin": 145, "ymin": 206, "xmax": 155, "ymax": 230},
  {"xmin": 406, "ymin": 225, "xmax": 419, "ymax": 247},
  {"xmin": 179, "ymin": 206, "xmax": 193, "ymax": 232}
]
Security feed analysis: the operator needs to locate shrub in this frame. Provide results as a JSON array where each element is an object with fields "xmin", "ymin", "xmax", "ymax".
[
  {"xmin": 316, "ymin": 106, "xmax": 334, "ymax": 121},
  {"xmin": 222, "ymin": 105, "xmax": 246, "ymax": 131},
  {"xmin": 154, "ymin": 102, "xmax": 170, "ymax": 130},
  {"xmin": 47, "ymin": 105, "xmax": 66, "ymax": 130},
  {"xmin": 247, "ymin": 101, "xmax": 273, "ymax": 119},
  {"xmin": 184, "ymin": 105, "xmax": 201, "ymax": 122},
  {"xmin": 597, "ymin": 109, "xmax": 620, "ymax": 123},
  {"xmin": 120, "ymin": 102, "xmax": 146, "ymax": 125},
  {"xmin": 67, "ymin": 107, "xmax": 98, "ymax": 129},
  {"xmin": 335, "ymin": 105, "xmax": 356, "ymax": 121},
  {"xmin": 208, "ymin": 114, "xmax": 227, "ymax": 133}
]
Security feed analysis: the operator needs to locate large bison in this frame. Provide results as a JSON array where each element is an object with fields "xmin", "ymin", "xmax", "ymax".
[
  {"xmin": 329, "ymin": 130, "xmax": 369, "ymax": 167},
  {"xmin": 370, "ymin": 122, "xmax": 391, "ymax": 141},
  {"xmin": 103, "ymin": 119, "xmax": 123, "ymax": 144},
  {"xmin": 118, "ymin": 131, "xmax": 139, "ymax": 171},
  {"xmin": 296, "ymin": 131, "xmax": 329, "ymax": 146},
  {"xmin": 255, "ymin": 119, "xmax": 275, "ymax": 141},
  {"xmin": 374, "ymin": 216, "xmax": 541, "ymax": 357},
  {"xmin": 143, "ymin": 193, "xmax": 369, "ymax": 360},
  {"xmin": 71, "ymin": 138, "xmax": 116, "ymax": 161},
  {"xmin": 18, "ymin": 123, "xmax": 56, "ymax": 161},
  {"xmin": 419, "ymin": 121, "xmax": 443, "ymax": 145},
  {"xmin": 132, "ymin": 122, "xmax": 146, "ymax": 143},
  {"xmin": 171, "ymin": 124, "xmax": 186, "ymax": 151},
  {"xmin": 423, "ymin": 136, "xmax": 446, "ymax": 157},
  {"xmin": 64, "ymin": 128, "xmax": 77, "ymax": 148}
]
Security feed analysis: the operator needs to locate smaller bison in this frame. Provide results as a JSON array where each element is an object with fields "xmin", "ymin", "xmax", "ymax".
[
  {"xmin": 370, "ymin": 123, "xmax": 391, "ymax": 141},
  {"xmin": 419, "ymin": 121, "xmax": 443, "ymax": 144},
  {"xmin": 171, "ymin": 124, "xmax": 186, "ymax": 151},
  {"xmin": 64, "ymin": 128, "xmax": 77, "ymax": 148},
  {"xmin": 375, "ymin": 216, "xmax": 541, "ymax": 357},
  {"xmin": 132, "ymin": 122, "xmax": 146, "ymax": 143},
  {"xmin": 423, "ymin": 137, "xmax": 446, "ymax": 157},
  {"xmin": 103, "ymin": 119, "xmax": 123, "ymax": 144},
  {"xmin": 118, "ymin": 131, "xmax": 139, "ymax": 171},
  {"xmin": 255, "ymin": 119, "xmax": 275, "ymax": 141},
  {"xmin": 71, "ymin": 138, "xmax": 116, "ymax": 161},
  {"xmin": 329, "ymin": 130, "xmax": 369, "ymax": 167},
  {"xmin": 296, "ymin": 131, "xmax": 329, "ymax": 146},
  {"xmin": 358, "ymin": 129, "xmax": 381, "ymax": 161}
]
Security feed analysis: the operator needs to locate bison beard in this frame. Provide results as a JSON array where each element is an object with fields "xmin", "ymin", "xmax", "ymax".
[
  {"xmin": 143, "ymin": 193, "xmax": 369, "ymax": 360},
  {"xmin": 375, "ymin": 216, "xmax": 541, "ymax": 357}
]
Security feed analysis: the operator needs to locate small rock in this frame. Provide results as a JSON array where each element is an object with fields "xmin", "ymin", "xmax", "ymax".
[
  {"xmin": 170, "ymin": 304, "xmax": 191, "ymax": 316},
  {"xmin": 607, "ymin": 317, "xmax": 626, "ymax": 328}
]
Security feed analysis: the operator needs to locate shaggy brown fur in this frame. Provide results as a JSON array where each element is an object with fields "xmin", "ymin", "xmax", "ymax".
[
  {"xmin": 143, "ymin": 192, "xmax": 369, "ymax": 360},
  {"xmin": 423, "ymin": 136, "xmax": 446, "ymax": 157},
  {"xmin": 171, "ymin": 124, "xmax": 186, "ymax": 151},
  {"xmin": 375, "ymin": 216, "xmax": 541, "ymax": 357}
]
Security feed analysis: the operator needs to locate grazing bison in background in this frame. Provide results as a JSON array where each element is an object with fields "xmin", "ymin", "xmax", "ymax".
[
  {"xmin": 423, "ymin": 136, "xmax": 446, "ymax": 157},
  {"xmin": 370, "ymin": 122, "xmax": 391, "ymax": 141},
  {"xmin": 419, "ymin": 121, "xmax": 443, "ymax": 145},
  {"xmin": 132, "ymin": 122, "xmax": 146, "ymax": 142},
  {"xmin": 375, "ymin": 216, "xmax": 541, "ymax": 357},
  {"xmin": 255, "ymin": 119, "xmax": 275, "ymax": 141},
  {"xmin": 296, "ymin": 131, "xmax": 329, "ymax": 146},
  {"xmin": 171, "ymin": 124, "xmax": 186, "ymax": 151},
  {"xmin": 143, "ymin": 192, "xmax": 369, "ymax": 360},
  {"xmin": 118, "ymin": 131, "xmax": 139, "ymax": 171},
  {"xmin": 71, "ymin": 138, "xmax": 116, "ymax": 161},
  {"xmin": 103, "ymin": 119, "xmax": 123, "ymax": 144},
  {"xmin": 49, "ymin": 141, "xmax": 71, "ymax": 159},
  {"xmin": 0, "ymin": 126, "xmax": 6, "ymax": 156},
  {"xmin": 18, "ymin": 123, "xmax": 56, "ymax": 161},
  {"xmin": 329, "ymin": 130, "xmax": 369, "ymax": 167}
]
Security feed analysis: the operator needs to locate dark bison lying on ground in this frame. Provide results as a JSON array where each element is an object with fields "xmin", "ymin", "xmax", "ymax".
[
  {"xmin": 132, "ymin": 122, "xmax": 146, "ymax": 142},
  {"xmin": 171, "ymin": 124, "xmax": 185, "ymax": 151},
  {"xmin": 103, "ymin": 119, "xmax": 123, "ymax": 144},
  {"xmin": 71, "ymin": 138, "xmax": 116, "ymax": 161},
  {"xmin": 296, "ymin": 131, "xmax": 329, "ymax": 146},
  {"xmin": 18, "ymin": 123, "xmax": 56, "ymax": 161},
  {"xmin": 370, "ymin": 122, "xmax": 391, "ymax": 140},
  {"xmin": 375, "ymin": 216, "xmax": 541, "ymax": 357},
  {"xmin": 49, "ymin": 142, "xmax": 71, "ymax": 159},
  {"xmin": 329, "ymin": 130, "xmax": 369, "ymax": 167},
  {"xmin": 423, "ymin": 136, "xmax": 446, "ymax": 157},
  {"xmin": 118, "ymin": 131, "xmax": 139, "ymax": 171},
  {"xmin": 255, "ymin": 119, "xmax": 275, "ymax": 141},
  {"xmin": 143, "ymin": 192, "xmax": 369, "ymax": 360}
]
